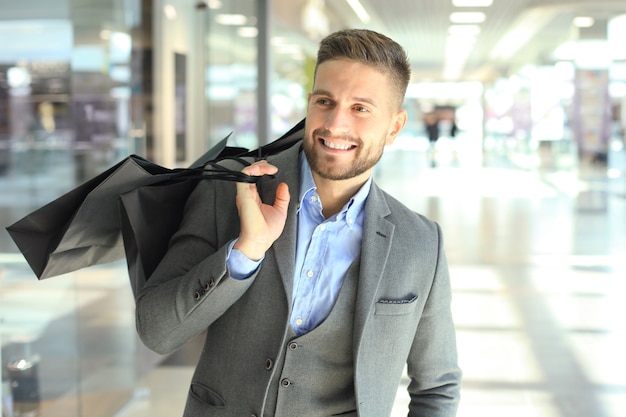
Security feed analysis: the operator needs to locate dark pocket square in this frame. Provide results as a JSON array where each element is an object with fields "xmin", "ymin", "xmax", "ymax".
[{"xmin": 375, "ymin": 295, "xmax": 418, "ymax": 315}]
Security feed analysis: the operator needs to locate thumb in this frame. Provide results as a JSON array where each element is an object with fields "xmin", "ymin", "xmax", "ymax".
[{"xmin": 273, "ymin": 182, "xmax": 290, "ymax": 213}]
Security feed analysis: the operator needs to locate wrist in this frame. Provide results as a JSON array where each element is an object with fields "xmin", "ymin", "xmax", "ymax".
[{"xmin": 232, "ymin": 238, "xmax": 268, "ymax": 262}]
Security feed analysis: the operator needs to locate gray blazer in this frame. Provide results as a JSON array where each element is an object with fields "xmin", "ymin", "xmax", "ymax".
[{"xmin": 136, "ymin": 142, "xmax": 461, "ymax": 417}]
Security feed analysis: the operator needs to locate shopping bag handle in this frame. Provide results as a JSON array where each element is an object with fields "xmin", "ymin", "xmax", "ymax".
[
  {"xmin": 181, "ymin": 118, "xmax": 305, "ymax": 183},
  {"xmin": 167, "ymin": 155, "xmax": 274, "ymax": 184}
]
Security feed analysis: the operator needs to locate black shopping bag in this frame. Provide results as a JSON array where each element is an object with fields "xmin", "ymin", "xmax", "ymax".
[
  {"xmin": 6, "ymin": 118, "xmax": 305, "ymax": 282},
  {"xmin": 5, "ymin": 135, "xmax": 234, "ymax": 279},
  {"xmin": 119, "ymin": 179, "xmax": 198, "ymax": 298}
]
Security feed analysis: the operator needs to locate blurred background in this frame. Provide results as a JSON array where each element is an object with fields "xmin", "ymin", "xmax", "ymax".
[{"xmin": 0, "ymin": 0, "xmax": 625, "ymax": 416}]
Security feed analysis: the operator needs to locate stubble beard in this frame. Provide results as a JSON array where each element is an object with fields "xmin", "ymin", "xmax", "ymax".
[{"xmin": 303, "ymin": 128, "xmax": 385, "ymax": 181}]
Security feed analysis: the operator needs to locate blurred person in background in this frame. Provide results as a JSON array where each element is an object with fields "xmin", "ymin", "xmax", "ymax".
[{"xmin": 424, "ymin": 111, "xmax": 440, "ymax": 167}]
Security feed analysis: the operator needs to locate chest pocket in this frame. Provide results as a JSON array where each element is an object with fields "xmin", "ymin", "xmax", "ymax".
[{"xmin": 374, "ymin": 294, "xmax": 418, "ymax": 315}]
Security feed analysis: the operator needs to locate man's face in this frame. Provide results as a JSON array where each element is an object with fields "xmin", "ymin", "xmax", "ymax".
[{"xmin": 304, "ymin": 59, "xmax": 406, "ymax": 183}]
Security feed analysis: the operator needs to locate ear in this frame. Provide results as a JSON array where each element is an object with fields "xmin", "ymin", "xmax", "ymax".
[{"xmin": 385, "ymin": 109, "xmax": 408, "ymax": 146}]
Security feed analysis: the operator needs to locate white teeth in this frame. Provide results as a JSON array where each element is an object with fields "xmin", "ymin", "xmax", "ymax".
[{"xmin": 323, "ymin": 140, "xmax": 352, "ymax": 150}]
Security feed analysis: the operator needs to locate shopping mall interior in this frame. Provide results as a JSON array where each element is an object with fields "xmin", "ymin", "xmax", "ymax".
[{"xmin": 1, "ymin": 0, "xmax": 625, "ymax": 416}]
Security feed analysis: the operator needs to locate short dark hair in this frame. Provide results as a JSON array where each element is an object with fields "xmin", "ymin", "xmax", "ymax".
[{"xmin": 315, "ymin": 29, "xmax": 411, "ymax": 108}]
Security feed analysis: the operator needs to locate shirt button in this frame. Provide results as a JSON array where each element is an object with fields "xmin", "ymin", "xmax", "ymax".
[
  {"xmin": 311, "ymin": 195, "xmax": 318, "ymax": 202},
  {"xmin": 306, "ymin": 270, "xmax": 314, "ymax": 278},
  {"xmin": 319, "ymin": 224, "xmax": 326, "ymax": 231},
  {"xmin": 280, "ymin": 378, "xmax": 292, "ymax": 387},
  {"xmin": 295, "ymin": 318, "xmax": 303, "ymax": 326}
]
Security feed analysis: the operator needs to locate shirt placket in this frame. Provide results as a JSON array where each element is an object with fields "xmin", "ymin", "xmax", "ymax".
[{"xmin": 292, "ymin": 192, "xmax": 325, "ymax": 333}]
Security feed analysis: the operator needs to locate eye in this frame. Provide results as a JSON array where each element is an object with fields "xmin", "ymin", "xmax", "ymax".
[
  {"xmin": 315, "ymin": 98, "xmax": 332, "ymax": 106},
  {"xmin": 353, "ymin": 105, "xmax": 369, "ymax": 113}
]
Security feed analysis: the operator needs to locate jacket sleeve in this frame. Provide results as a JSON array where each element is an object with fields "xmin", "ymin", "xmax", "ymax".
[
  {"xmin": 135, "ymin": 177, "xmax": 255, "ymax": 354},
  {"xmin": 406, "ymin": 222, "xmax": 462, "ymax": 416}
]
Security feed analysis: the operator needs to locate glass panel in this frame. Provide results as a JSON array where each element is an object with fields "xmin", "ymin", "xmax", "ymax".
[
  {"xmin": 0, "ymin": 15, "xmax": 80, "ymax": 417},
  {"xmin": 203, "ymin": 0, "xmax": 258, "ymax": 150},
  {"xmin": 270, "ymin": 23, "xmax": 309, "ymax": 137},
  {"xmin": 1, "ymin": 1, "xmax": 147, "ymax": 416},
  {"xmin": 202, "ymin": 0, "xmax": 310, "ymax": 149}
]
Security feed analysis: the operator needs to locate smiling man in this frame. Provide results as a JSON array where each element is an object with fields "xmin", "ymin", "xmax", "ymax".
[{"xmin": 136, "ymin": 29, "xmax": 462, "ymax": 417}]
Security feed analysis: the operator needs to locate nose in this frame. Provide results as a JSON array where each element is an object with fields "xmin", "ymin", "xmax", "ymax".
[{"xmin": 325, "ymin": 107, "xmax": 350, "ymax": 135}]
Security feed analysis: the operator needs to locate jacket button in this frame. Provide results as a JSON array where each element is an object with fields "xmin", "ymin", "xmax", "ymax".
[
  {"xmin": 193, "ymin": 291, "xmax": 201, "ymax": 300},
  {"xmin": 265, "ymin": 359, "xmax": 273, "ymax": 370},
  {"xmin": 204, "ymin": 279, "xmax": 215, "ymax": 291},
  {"xmin": 288, "ymin": 342, "xmax": 298, "ymax": 351},
  {"xmin": 280, "ymin": 378, "xmax": 291, "ymax": 387}
]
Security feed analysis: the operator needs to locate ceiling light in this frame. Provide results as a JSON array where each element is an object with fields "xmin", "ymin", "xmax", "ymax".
[
  {"xmin": 237, "ymin": 27, "xmax": 258, "ymax": 38},
  {"xmin": 448, "ymin": 25, "xmax": 481, "ymax": 36},
  {"xmin": 573, "ymin": 16, "xmax": 594, "ymax": 28},
  {"xmin": 490, "ymin": 8, "xmax": 555, "ymax": 60},
  {"xmin": 452, "ymin": 0, "xmax": 493, "ymax": 6},
  {"xmin": 446, "ymin": 35, "xmax": 477, "ymax": 55},
  {"xmin": 443, "ymin": 35, "xmax": 476, "ymax": 79},
  {"xmin": 302, "ymin": 0, "xmax": 330, "ymax": 39},
  {"xmin": 163, "ymin": 4, "xmax": 177, "ymax": 20},
  {"xmin": 347, "ymin": 0, "xmax": 371, "ymax": 24},
  {"xmin": 215, "ymin": 14, "xmax": 248, "ymax": 25},
  {"xmin": 450, "ymin": 12, "xmax": 486, "ymax": 24}
]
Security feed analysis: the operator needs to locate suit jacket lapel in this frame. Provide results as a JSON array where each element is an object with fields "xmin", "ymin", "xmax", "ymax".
[
  {"xmin": 259, "ymin": 143, "xmax": 302, "ymax": 302},
  {"xmin": 353, "ymin": 183, "xmax": 394, "ymax": 352}
]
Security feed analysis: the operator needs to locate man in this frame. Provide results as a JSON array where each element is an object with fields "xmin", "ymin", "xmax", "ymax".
[{"xmin": 136, "ymin": 29, "xmax": 461, "ymax": 417}]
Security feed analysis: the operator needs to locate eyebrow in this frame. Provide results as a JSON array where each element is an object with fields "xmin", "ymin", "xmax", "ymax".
[{"xmin": 311, "ymin": 88, "xmax": 377, "ymax": 107}]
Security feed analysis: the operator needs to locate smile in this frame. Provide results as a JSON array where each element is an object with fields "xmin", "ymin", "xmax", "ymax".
[{"xmin": 321, "ymin": 139, "xmax": 355, "ymax": 150}]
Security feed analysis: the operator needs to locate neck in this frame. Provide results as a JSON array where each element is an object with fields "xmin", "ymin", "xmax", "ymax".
[{"xmin": 313, "ymin": 173, "xmax": 368, "ymax": 218}]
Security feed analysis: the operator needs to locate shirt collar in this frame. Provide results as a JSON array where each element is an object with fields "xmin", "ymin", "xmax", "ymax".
[{"xmin": 298, "ymin": 151, "xmax": 372, "ymax": 225}]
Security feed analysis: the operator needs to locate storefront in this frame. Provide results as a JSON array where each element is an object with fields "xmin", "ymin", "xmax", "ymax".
[{"xmin": 0, "ymin": 1, "xmax": 328, "ymax": 415}]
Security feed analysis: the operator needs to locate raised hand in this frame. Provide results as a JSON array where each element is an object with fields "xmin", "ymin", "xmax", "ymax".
[{"xmin": 233, "ymin": 160, "xmax": 290, "ymax": 261}]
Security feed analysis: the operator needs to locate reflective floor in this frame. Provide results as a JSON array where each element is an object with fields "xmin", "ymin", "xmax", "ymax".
[{"xmin": 3, "ymin": 133, "xmax": 626, "ymax": 417}]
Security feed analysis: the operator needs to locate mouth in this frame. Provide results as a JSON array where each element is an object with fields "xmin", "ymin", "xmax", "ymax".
[{"xmin": 320, "ymin": 138, "xmax": 357, "ymax": 151}]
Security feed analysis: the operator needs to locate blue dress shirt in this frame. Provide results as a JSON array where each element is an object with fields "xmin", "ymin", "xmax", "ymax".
[{"xmin": 227, "ymin": 151, "xmax": 371, "ymax": 336}]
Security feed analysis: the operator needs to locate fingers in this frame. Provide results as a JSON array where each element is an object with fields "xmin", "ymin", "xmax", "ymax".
[
  {"xmin": 241, "ymin": 160, "xmax": 278, "ymax": 177},
  {"xmin": 233, "ymin": 162, "xmax": 290, "ymax": 260},
  {"xmin": 236, "ymin": 160, "xmax": 274, "ymax": 197}
]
